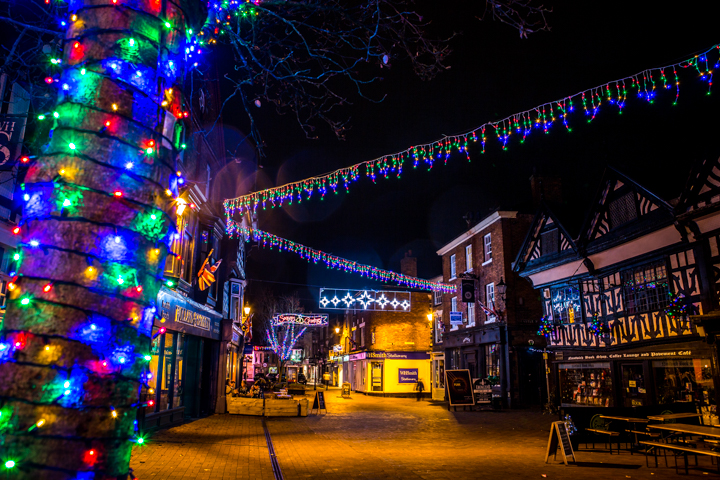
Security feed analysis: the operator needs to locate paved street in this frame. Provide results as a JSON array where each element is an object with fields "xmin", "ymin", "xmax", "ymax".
[{"xmin": 131, "ymin": 390, "xmax": 716, "ymax": 479}]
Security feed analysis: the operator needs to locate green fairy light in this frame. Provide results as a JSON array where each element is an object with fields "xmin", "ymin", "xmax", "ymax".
[
  {"xmin": 4, "ymin": 460, "xmax": 15, "ymax": 469},
  {"xmin": 38, "ymin": 114, "xmax": 45, "ymax": 120}
]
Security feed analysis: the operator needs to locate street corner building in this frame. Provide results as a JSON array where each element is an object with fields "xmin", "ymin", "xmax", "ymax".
[
  {"xmin": 324, "ymin": 253, "xmax": 433, "ymax": 397},
  {"xmin": 513, "ymin": 160, "xmax": 720, "ymax": 432},
  {"xmin": 434, "ymin": 204, "xmax": 545, "ymax": 408}
]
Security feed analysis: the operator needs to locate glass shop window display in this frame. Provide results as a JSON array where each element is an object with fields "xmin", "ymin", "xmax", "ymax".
[
  {"xmin": 621, "ymin": 364, "xmax": 648, "ymax": 407},
  {"xmin": 653, "ymin": 359, "xmax": 714, "ymax": 405},
  {"xmin": 559, "ymin": 363, "xmax": 614, "ymax": 407},
  {"xmin": 142, "ymin": 326, "xmax": 162, "ymax": 411}
]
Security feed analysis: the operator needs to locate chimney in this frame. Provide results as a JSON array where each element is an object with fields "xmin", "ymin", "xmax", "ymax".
[
  {"xmin": 530, "ymin": 174, "xmax": 562, "ymax": 208},
  {"xmin": 400, "ymin": 250, "xmax": 417, "ymax": 277}
]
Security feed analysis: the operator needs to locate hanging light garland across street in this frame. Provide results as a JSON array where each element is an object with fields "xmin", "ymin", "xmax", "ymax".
[
  {"xmin": 227, "ymin": 221, "xmax": 456, "ymax": 293},
  {"xmin": 224, "ymin": 42, "xmax": 720, "ymax": 217}
]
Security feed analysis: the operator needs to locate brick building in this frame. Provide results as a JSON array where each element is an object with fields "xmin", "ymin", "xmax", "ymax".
[
  {"xmin": 323, "ymin": 254, "xmax": 433, "ymax": 397},
  {"xmin": 435, "ymin": 210, "xmax": 544, "ymax": 407}
]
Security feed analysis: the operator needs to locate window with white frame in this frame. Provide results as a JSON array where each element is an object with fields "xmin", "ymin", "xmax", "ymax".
[
  {"xmin": 465, "ymin": 244, "xmax": 473, "ymax": 271},
  {"xmin": 467, "ymin": 302, "xmax": 475, "ymax": 327},
  {"xmin": 450, "ymin": 297, "xmax": 459, "ymax": 331},
  {"xmin": 434, "ymin": 289, "xmax": 442, "ymax": 305},
  {"xmin": 450, "ymin": 254, "xmax": 456, "ymax": 278},
  {"xmin": 484, "ymin": 234, "xmax": 492, "ymax": 263},
  {"xmin": 435, "ymin": 316, "xmax": 443, "ymax": 343},
  {"xmin": 485, "ymin": 283, "xmax": 496, "ymax": 322}
]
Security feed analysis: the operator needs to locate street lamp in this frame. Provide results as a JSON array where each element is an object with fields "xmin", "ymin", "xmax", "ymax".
[
  {"xmin": 496, "ymin": 277, "xmax": 507, "ymax": 302},
  {"xmin": 427, "ymin": 313, "xmax": 433, "ymax": 322},
  {"xmin": 244, "ymin": 306, "xmax": 251, "ymax": 316},
  {"xmin": 335, "ymin": 326, "xmax": 340, "ymax": 334}
]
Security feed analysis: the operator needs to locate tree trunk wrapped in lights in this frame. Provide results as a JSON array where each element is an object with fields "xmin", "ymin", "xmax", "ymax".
[{"xmin": 0, "ymin": 1, "xmax": 205, "ymax": 478}]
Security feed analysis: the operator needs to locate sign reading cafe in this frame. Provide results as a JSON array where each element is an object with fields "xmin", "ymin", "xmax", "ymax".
[{"xmin": 319, "ymin": 288, "xmax": 412, "ymax": 311}]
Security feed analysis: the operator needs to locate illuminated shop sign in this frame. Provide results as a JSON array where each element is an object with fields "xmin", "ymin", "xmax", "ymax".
[
  {"xmin": 271, "ymin": 313, "xmax": 329, "ymax": 326},
  {"xmin": 319, "ymin": 288, "xmax": 411, "ymax": 311}
]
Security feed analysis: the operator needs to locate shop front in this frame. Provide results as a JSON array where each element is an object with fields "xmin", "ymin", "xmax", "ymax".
[
  {"xmin": 140, "ymin": 287, "xmax": 222, "ymax": 431},
  {"xmin": 349, "ymin": 351, "xmax": 431, "ymax": 396},
  {"xmin": 554, "ymin": 343, "xmax": 716, "ymax": 432}
]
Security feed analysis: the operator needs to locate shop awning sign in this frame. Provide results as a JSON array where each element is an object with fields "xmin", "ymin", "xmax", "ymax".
[{"xmin": 157, "ymin": 286, "xmax": 222, "ymax": 340}]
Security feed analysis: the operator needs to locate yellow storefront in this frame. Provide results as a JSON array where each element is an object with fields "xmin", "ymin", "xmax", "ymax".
[{"xmin": 351, "ymin": 351, "xmax": 431, "ymax": 395}]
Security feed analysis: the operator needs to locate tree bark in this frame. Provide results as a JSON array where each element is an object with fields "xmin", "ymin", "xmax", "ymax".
[{"xmin": 0, "ymin": 1, "xmax": 205, "ymax": 478}]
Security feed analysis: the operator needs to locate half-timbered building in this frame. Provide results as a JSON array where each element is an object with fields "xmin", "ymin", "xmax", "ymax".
[{"xmin": 514, "ymin": 163, "xmax": 720, "ymax": 428}]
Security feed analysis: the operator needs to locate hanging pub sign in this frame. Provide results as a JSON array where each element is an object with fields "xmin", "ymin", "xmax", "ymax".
[
  {"xmin": 445, "ymin": 369, "xmax": 475, "ymax": 406},
  {"xmin": 0, "ymin": 115, "xmax": 26, "ymax": 166}
]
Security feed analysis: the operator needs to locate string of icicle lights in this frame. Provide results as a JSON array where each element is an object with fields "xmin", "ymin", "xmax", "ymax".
[
  {"xmin": 227, "ymin": 221, "xmax": 456, "ymax": 293},
  {"xmin": 224, "ymin": 42, "xmax": 720, "ymax": 217}
]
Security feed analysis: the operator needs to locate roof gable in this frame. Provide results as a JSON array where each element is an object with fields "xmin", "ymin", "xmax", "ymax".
[
  {"xmin": 677, "ymin": 155, "xmax": 720, "ymax": 214},
  {"xmin": 579, "ymin": 167, "xmax": 673, "ymax": 244},
  {"xmin": 513, "ymin": 203, "xmax": 577, "ymax": 272}
]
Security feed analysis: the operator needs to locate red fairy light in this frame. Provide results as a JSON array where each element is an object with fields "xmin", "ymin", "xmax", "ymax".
[
  {"xmin": 74, "ymin": 42, "xmax": 80, "ymax": 49},
  {"xmin": 148, "ymin": 400, "xmax": 155, "ymax": 407},
  {"xmin": 21, "ymin": 156, "xmax": 29, "ymax": 163},
  {"xmin": 12, "ymin": 227, "xmax": 20, "ymax": 234},
  {"xmin": 113, "ymin": 191, "xmax": 123, "ymax": 197},
  {"xmin": 83, "ymin": 449, "xmax": 97, "ymax": 465},
  {"xmin": 45, "ymin": 77, "xmax": 54, "ymax": 84},
  {"xmin": 136, "ymin": 286, "xmax": 143, "ymax": 293},
  {"xmin": 43, "ymin": 284, "xmax": 52, "ymax": 293}
]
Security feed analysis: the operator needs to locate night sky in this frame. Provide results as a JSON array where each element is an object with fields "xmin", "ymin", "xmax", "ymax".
[{"xmin": 215, "ymin": 2, "xmax": 720, "ymax": 310}]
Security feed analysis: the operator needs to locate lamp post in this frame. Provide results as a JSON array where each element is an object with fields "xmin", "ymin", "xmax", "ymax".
[
  {"xmin": 239, "ymin": 306, "xmax": 251, "ymax": 382},
  {"xmin": 495, "ymin": 277, "xmax": 512, "ymax": 408}
]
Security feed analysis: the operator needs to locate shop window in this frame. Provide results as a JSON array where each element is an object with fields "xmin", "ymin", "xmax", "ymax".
[
  {"xmin": 484, "ymin": 344, "xmax": 500, "ymax": 381},
  {"xmin": 558, "ymin": 362, "xmax": 613, "ymax": 407},
  {"xmin": 653, "ymin": 359, "xmax": 714, "ymax": 405},
  {"xmin": 159, "ymin": 332, "xmax": 175, "ymax": 411},
  {"xmin": 144, "ymin": 327, "xmax": 162, "ymax": 412},
  {"xmin": 173, "ymin": 334, "xmax": 185, "ymax": 408},
  {"xmin": 449, "ymin": 254, "xmax": 456, "ymax": 279},
  {"xmin": 551, "ymin": 285, "xmax": 581, "ymax": 324},
  {"xmin": 622, "ymin": 262, "xmax": 670, "ymax": 315},
  {"xmin": 621, "ymin": 364, "xmax": 647, "ymax": 407}
]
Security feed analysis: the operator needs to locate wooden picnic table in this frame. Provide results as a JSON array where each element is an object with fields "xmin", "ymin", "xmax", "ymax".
[
  {"xmin": 647, "ymin": 413, "xmax": 702, "ymax": 422},
  {"xmin": 600, "ymin": 415, "xmax": 649, "ymax": 423},
  {"xmin": 647, "ymin": 423, "xmax": 720, "ymax": 437},
  {"xmin": 600, "ymin": 415, "xmax": 652, "ymax": 454}
]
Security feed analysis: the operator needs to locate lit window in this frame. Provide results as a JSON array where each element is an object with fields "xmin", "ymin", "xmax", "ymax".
[
  {"xmin": 484, "ymin": 234, "xmax": 492, "ymax": 263},
  {"xmin": 465, "ymin": 244, "xmax": 473, "ymax": 271},
  {"xmin": 485, "ymin": 283, "xmax": 496, "ymax": 323}
]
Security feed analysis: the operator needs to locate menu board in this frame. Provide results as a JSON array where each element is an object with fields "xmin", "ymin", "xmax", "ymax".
[{"xmin": 445, "ymin": 370, "xmax": 475, "ymax": 406}]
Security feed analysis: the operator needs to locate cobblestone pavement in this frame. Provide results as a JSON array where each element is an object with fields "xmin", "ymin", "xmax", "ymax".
[{"xmin": 131, "ymin": 389, "xmax": 718, "ymax": 479}]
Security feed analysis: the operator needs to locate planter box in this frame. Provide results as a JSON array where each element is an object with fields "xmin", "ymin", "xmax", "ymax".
[
  {"xmin": 225, "ymin": 396, "xmax": 308, "ymax": 416},
  {"xmin": 227, "ymin": 396, "xmax": 264, "ymax": 416},
  {"xmin": 265, "ymin": 398, "xmax": 309, "ymax": 417}
]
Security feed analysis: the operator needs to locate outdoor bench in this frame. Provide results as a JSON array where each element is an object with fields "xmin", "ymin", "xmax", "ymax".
[
  {"xmin": 640, "ymin": 440, "xmax": 720, "ymax": 474},
  {"xmin": 586, "ymin": 428, "xmax": 621, "ymax": 454}
]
